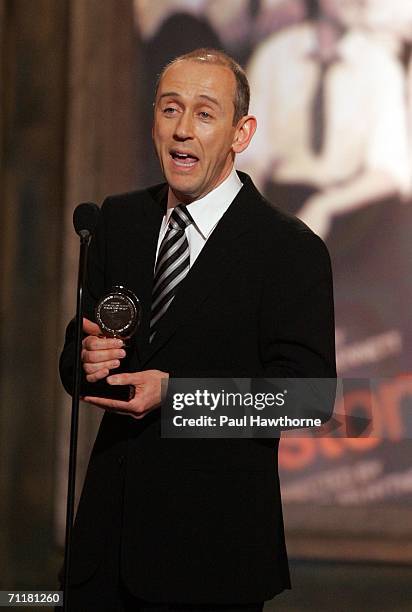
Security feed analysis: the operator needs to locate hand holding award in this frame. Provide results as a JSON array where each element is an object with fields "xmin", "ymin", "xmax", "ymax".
[{"xmin": 81, "ymin": 286, "xmax": 142, "ymax": 401}]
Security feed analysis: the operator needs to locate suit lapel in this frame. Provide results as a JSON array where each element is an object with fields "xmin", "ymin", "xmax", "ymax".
[
  {"xmin": 124, "ymin": 183, "xmax": 166, "ymax": 358},
  {"xmin": 141, "ymin": 174, "xmax": 259, "ymax": 366}
]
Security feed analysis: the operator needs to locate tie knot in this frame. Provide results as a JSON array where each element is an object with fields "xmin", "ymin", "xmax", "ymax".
[{"xmin": 169, "ymin": 204, "xmax": 193, "ymax": 231}]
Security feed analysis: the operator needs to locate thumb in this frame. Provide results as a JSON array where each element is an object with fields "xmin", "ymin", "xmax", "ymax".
[{"xmin": 83, "ymin": 317, "xmax": 102, "ymax": 336}]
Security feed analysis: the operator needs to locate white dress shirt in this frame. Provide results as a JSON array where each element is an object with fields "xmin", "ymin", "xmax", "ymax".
[
  {"xmin": 155, "ymin": 167, "xmax": 243, "ymax": 267},
  {"xmin": 239, "ymin": 24, "xmax": 411, "ymax": 195}
]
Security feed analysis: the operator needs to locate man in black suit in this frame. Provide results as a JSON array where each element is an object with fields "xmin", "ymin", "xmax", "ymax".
[{"xmin": 60, "ymin": 48, "xmax": 336, "ymax": 611}]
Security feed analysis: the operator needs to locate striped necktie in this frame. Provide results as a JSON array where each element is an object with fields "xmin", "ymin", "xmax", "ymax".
[{"xmin": 150, "ymin": 204, "xmax": 193, "ymax": 341}]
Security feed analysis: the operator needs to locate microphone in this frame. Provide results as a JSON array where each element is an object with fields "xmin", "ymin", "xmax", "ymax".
[
  {"xmin": 73, "ymin": 202, "xmax": 100, "ymax": 239},
  {"xmin": 63, "ymin": 200, "xmax": 101, "ymax": 610}
]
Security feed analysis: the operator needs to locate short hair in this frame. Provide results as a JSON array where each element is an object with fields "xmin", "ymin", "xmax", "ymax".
[{"xmin": 155, "ymin": 48, "xmax": 250, "ymax": 125}]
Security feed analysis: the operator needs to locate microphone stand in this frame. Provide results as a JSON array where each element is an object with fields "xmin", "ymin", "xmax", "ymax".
[{"xmin": 62, "ymin": 229, "xmax": 91, "ymax": 612}]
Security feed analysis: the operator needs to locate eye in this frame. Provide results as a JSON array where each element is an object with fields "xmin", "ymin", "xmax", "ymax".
[
  {"xmin": 199, "ymin": 111, "xmax": 211, "ymax": 119},
  {"xmin": 163, "ymin": 106, "xmax": 177, "ymax": 115}
]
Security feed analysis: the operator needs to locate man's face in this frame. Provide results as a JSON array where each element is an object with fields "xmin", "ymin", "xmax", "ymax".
[{"xmin": 152, "ymin": 60, "xmax": 240, "ymax": 203}]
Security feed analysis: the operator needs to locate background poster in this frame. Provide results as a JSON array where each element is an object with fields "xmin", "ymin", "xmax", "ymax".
[{"xmin": 133, "ymin": 0, "xmax": 412, "ymax": 558}]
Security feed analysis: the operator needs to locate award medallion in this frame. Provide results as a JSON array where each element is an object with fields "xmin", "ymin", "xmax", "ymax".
[{"xmin": 95, "ymin": 285, "xmax": 141, "ymax": 339}]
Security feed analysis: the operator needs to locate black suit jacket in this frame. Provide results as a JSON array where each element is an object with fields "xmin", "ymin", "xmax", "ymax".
[{"xmin": 60, "ymin": 172, "xmax": 336, "ymax": 604}]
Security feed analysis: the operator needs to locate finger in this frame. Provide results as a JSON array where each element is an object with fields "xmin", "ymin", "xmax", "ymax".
[
  {"xmin": 83, "ymin": 360, "xmax": 120, "ymax": 375},
  {"xmin": 82, "ymin": 335, "xmax": 124, "ymax": 350},
  {"xmin": 107, "ymin": 372, "xmax": 143, "ymax": 385},
  {"xmin": 85, "ymin": 368, "xmax": 110, "ymax": 383},
  {"xmin": 83, "ymin": 317, "xmax": 102, "ymax": 336},
  {"xmin": 83, "ymin": 397, "xmax": 150, "ymax": 420},
  {"xmin": 84, "ymin": 396, "xmax": 133, "ymax": 410},
  {"xmin": 82, "ymin": 348, "xmax": 126, "ymax": 364}
]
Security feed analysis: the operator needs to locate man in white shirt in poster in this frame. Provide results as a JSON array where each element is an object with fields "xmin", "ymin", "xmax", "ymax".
[{"xmin": 240, "ymin": 0, "xmax": 411, "ymax": 238}]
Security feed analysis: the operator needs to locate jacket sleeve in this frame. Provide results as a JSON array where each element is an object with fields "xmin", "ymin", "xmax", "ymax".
[
  {"xmin": 259, "ymin": 229, "xmax": 336, "ymax": 379},
  {"xmin": 253, "ymin": 228, "xmax": 337, "ymax": 426}
]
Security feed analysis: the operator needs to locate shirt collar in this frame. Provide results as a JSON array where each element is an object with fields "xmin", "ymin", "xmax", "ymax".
[
  {"xmin": 306, "ymin": 24, "xmax": 353, "ymax": 62},
  {"xmin": 165, "ymin": 167, "xmax": 243, "ymax": 239}
]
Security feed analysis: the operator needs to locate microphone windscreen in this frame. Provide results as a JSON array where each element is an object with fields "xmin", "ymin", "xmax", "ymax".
[{"xmin": 73, "ymin": 202, "xmax": 100, "ymax": 236}]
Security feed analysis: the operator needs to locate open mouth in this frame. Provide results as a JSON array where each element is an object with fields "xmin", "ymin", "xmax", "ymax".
[{"xmin": 170, "ymin": 150, "xmax": 199, "ymax": 168}]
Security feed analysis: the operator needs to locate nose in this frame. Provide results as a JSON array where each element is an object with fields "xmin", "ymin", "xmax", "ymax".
[{"xmin": 174, "ymin": 110, "xmax": 194, "ymax": 141}]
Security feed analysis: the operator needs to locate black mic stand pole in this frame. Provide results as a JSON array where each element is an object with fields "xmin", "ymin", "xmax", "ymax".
[{"xmin": 62, "ymin": 228, "xmax": 91, "ymax": 612}]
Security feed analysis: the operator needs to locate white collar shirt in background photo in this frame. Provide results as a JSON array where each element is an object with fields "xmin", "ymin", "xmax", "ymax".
[{"xmin": 239, "ymin": 23, "xmax": 411, "ymax": 196}]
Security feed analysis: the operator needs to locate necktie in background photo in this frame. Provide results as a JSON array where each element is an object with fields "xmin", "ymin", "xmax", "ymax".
[
  {"xmin": 310, "ymin": 58, "xmax": 335, "ymax": 155},
  {"xmin": 150, "ymin": 204, "xmax": 194, "ymax": 341}
]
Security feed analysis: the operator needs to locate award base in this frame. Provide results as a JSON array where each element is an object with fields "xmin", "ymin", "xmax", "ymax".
[{"xmin": 81, "ymin": 379, "xmax": 135, "ymax": 402}]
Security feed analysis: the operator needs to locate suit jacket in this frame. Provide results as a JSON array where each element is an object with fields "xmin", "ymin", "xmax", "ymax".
[{"xmin": 60, "ymin": 172, "xmax": 336, "ymax": 604}]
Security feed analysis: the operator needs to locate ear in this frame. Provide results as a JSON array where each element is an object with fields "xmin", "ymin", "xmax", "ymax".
[{"xmin": 232, "ymin": 115, "xmax": 257, "ymax": 154}]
